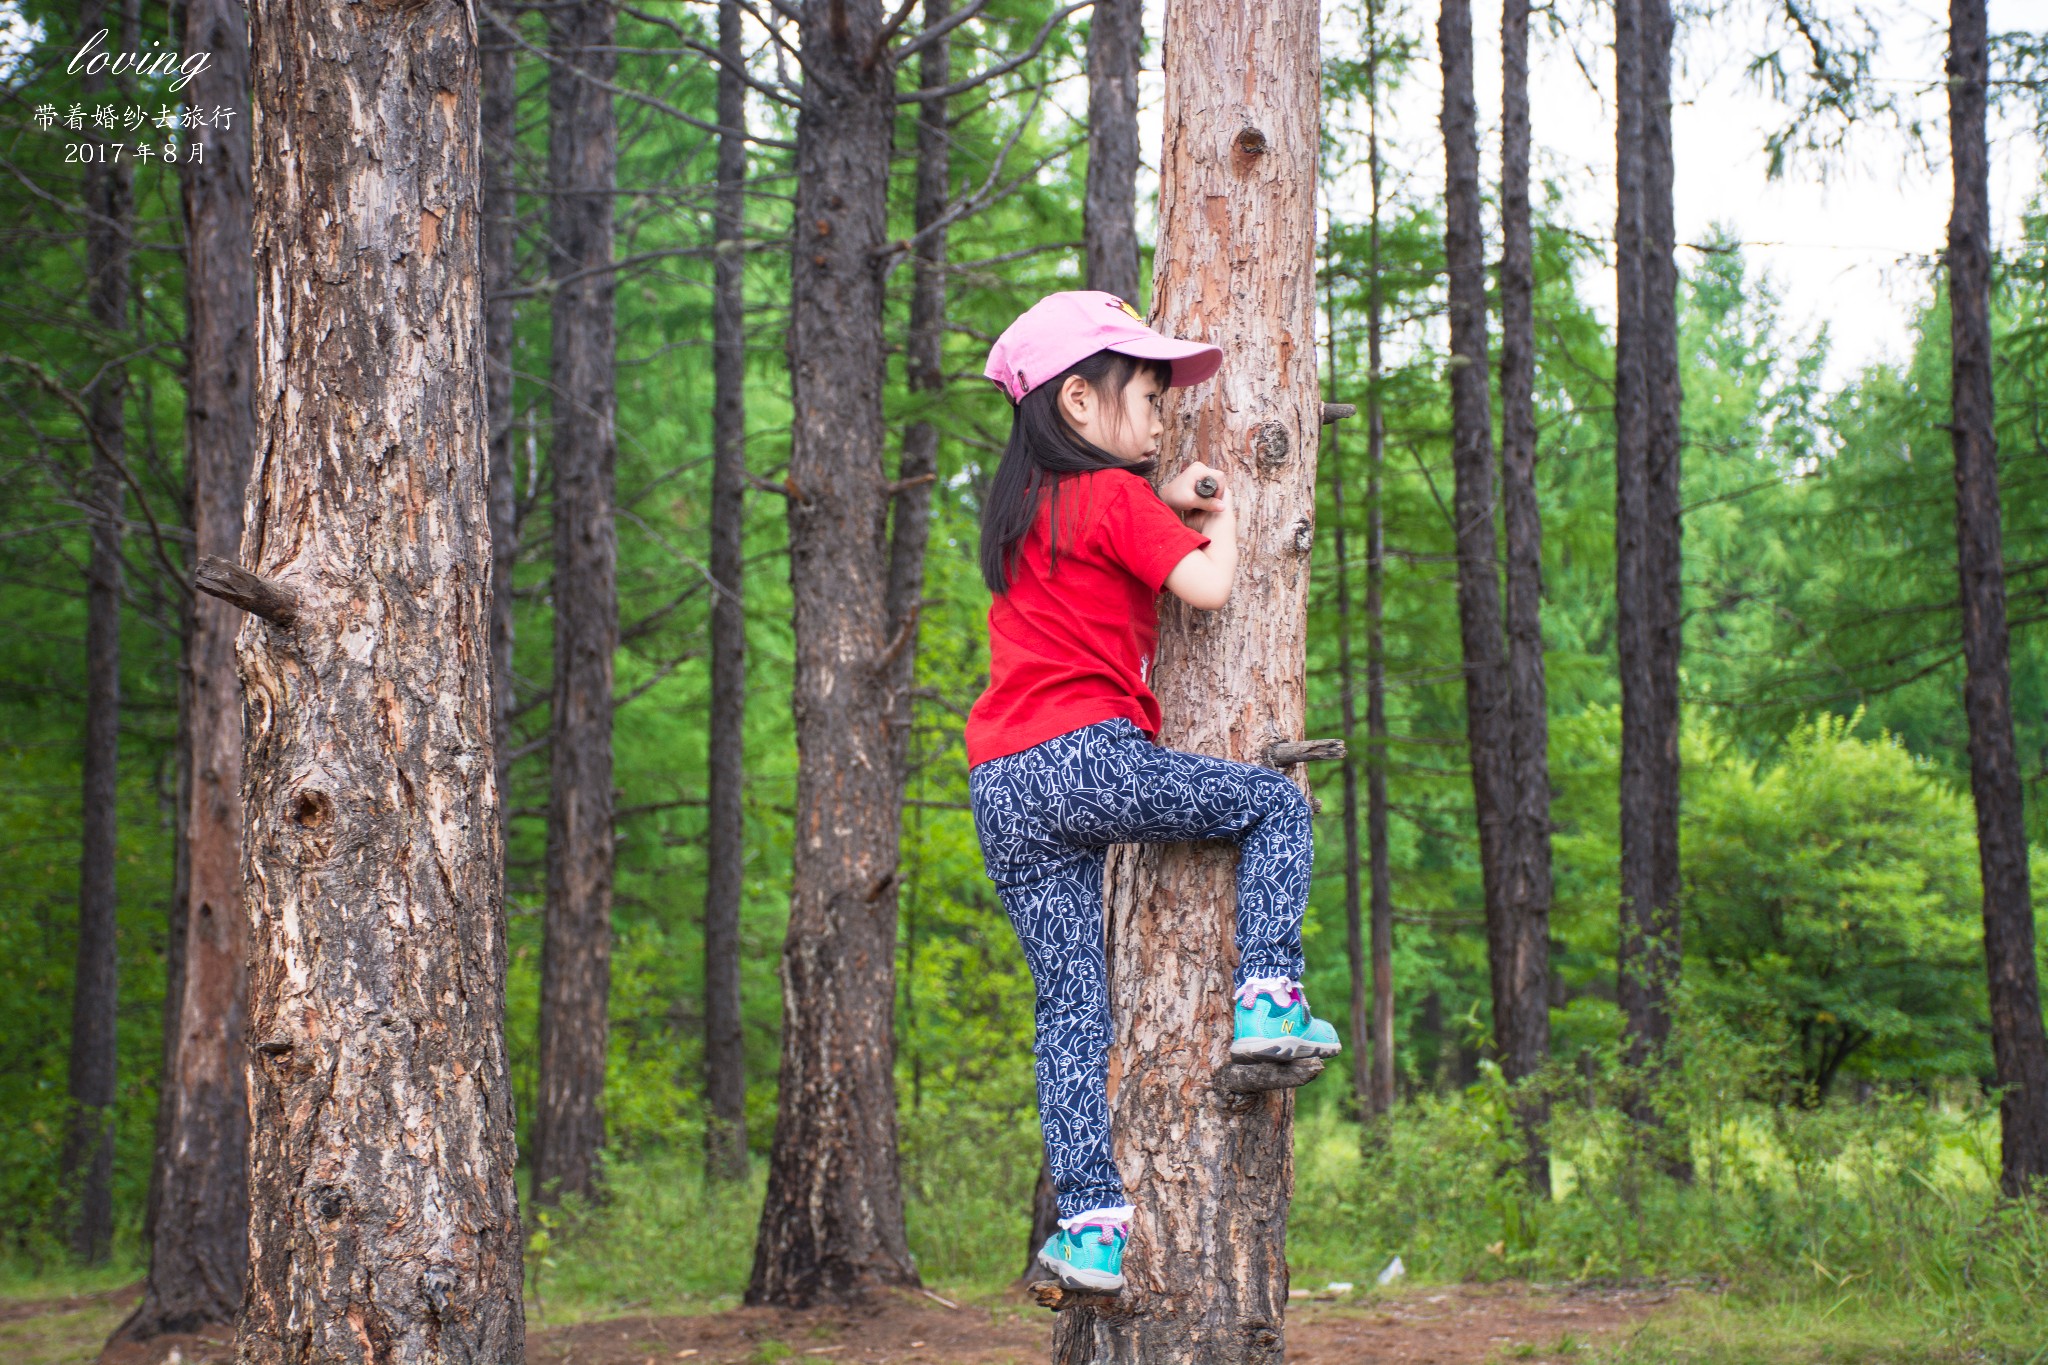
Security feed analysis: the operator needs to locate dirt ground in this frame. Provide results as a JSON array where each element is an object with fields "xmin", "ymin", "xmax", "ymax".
[
  {"xmin": 529, "ymin": 1282, "xmax": 1675, "ymax": 1365},
  {"xmin": 45, "ymin": 1280, "xmax": 1679, "ymax": 1365}
]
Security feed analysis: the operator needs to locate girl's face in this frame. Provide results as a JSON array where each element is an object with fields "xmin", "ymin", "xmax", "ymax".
[{"xmin": 1056, "ymin": 366, "xmax": 1165, "ymax": 464}]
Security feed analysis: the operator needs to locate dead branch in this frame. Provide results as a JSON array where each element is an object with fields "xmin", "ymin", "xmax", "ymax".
[
  {"xmin": 194, "ymin": 555, "xmax": 300, "ymax": 627},
  {"xmin": 1213, "ymin": 1057, "xmax": 1326, "ymax": 1093},
  {"xmin": 1266, "ymin": 738, "xmax": 1346, "ymax": 766}
]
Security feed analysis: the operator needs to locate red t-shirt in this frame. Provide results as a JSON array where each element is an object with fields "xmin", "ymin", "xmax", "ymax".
[{"xmin": 966, "ymin": 468, "xmax": 1210, "ymax": 767}]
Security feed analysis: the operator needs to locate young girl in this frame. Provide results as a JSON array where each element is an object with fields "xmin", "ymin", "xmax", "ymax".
[{"xmin": 967, "ymin": 291, "xmax": 1339, "ymax": 1293}]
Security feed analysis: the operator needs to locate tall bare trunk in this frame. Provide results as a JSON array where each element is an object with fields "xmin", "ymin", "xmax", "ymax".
[
  {"xmin": 747, "ymin": 0, "xmax": 918, "ymax": 1306},
  {"xmin": 1947, "ymin": 0, "xmax": 2048, "ymax": 1197},
  {"xmin": 704, "ymin": 0, "xmax": 751, "ymax": 1186},
  {"xmin": 1364, "ymin": 1, "xmax": 1395, "ymax": 1118},
  {"xmin": 1326, "ymin": 256, "xmax": 1368, "ymax": 1115},
  {"xmin": 1083, "ymin": 0, "xmax": 1142, "ymax": 302},
  {"xmin": 1052, "ymin": 2, "xmax": 1321, "ymax": 1358},
  {"xmin": 116, "ymin": 0, "xmax": 252, "ymax": 1330},
  {"xmin": 535, "ymin": 0, "xmax": 620, "ymax": 1206},
  {"xmin": 233, "ymin": 0, "xmax": 526, "ymax": 1355},
  {"xmin": 888, "ymin": 0, "xmax": 951, "ymax": 1157},
  {"xmin": 888, "ymin": 0, "xmax": 948, "ymax": 872},
  {"xmin": 62, "ymin": 0, "xmax": 137, "ymax": 1268},
  {"xmin": 1497, "ymin": 0, "xmax": 1552, "ymax": 1191},
  {"xmin": 1441, "ymin": 0, "xmax": 1526, "ymax": 1129},
  {"xmin": 1613, "ymin": 0, "xmax": 1684, "ymax": 1161},
  {"xmin": 483, "ymin": 3, "xmax": 519, "ymax": 851}
]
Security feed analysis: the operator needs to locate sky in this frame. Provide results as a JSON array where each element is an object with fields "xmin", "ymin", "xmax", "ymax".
[{"xmin": 1135, "ymin": 0, "xmax": 2048, "ymax": 390}]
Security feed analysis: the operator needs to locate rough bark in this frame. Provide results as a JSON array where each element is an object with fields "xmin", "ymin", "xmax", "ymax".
[
  {"xmin": 62, "ymin": 0, "xmax": 137, "ymax": 1269},
  {"xmin": 483, "ymin": 2, "xmax": 519, "ymax": 851},
  {"xmin": 704, "ymin": 0, "xmax": 751, "ymax": 1186},
  {"xmin": 115, "ymin": 0, "xmax": 253, "ymax": 1331},
  {"xmin": 535, "ymin": 0, "xmax": 620, "ymax": 1206},
  {"xmin": 237, "ymin": 0, "xmax": 526, "ymax": 1357},
  {"xmin": 1083, "ymin": 0, "xmax": 1143, "ymax": 302},
  {"xmin": 1947, "ymin": 0, "xmax": 2048, "ymax": 1197},
  {"xmin": 1051, "ymin": 3, "xmax": 1322, "ymax": 1359},
  {"xmin": 1441, "ymin": 0, "xmax": 1524, "ymax": 1125},
  {"xmin": 1497, "ymin": 0, "xmax": 1552, "ymax": 1191},
  {"xmin": 747, "ymin": 0, "xmax": 918, "ymax": 1306},
  {"xmin": 1613, "ymin": 0, "xmax": 1684, "ymax": 1150}
]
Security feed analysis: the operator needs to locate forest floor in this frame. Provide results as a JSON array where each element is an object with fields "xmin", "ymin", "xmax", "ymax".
[{"xmin": 9, "ymin": 1278, "xmax": 1684, "ymax": 1364}]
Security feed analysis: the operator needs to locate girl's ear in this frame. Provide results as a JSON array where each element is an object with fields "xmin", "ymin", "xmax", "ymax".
[{"xmin": 1057, "ymin": 373, "xmax": 1093, "ymax": 429}]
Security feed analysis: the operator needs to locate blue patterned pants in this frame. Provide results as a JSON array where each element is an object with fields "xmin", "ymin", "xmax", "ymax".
[{"xmin": 969, "ymin": 718, "xmax": 1312, "ymax": 1218}]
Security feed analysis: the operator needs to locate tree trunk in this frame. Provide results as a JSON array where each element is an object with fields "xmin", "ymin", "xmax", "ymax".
[
  {"xmin": 1613, "ymin": 0, "xmax": 1684, "ymax": 1160},
  {"xmin": 1947, "ymin": 0, "xmax": 2048, "ymax": 1197},
  {"xmin": 115, "ymin": 0, "xmax": 253, "ymax": 1331},
  {"xmin": 1497, "ymin": 0, "xmax": 1552, "ymax": 1193},
  {"xmin": 235, "ymin": 0, "xmax": 526, "ymax": 1356},
  {"xmin": 1022, "ymin": 1159, "xmax": 1061, "ymax": 1283},
  {"xmin": 1084, "ymin": 0, "xmax": 1143, "ymax": 303},
  {"xmin": 1364, "ymin": 0, "xmax": 1396, "ymax": 1119},
  {"xmin": 703, "ymin": 0, "xmax": 751, "ymax": 1186},
  {"xmin": 535, "ymin": 0, "xmax": 620, "ymax": 1206},
  {"xmin": 747, "ymin": 0, "xmax": 918, "ymax": 1306},
  {"xmin": 1051, "ymin": 2, "xmax": 1321, "ymax": 1358},
  {"xmin": 62, "ymin": 0, "xmax": 137, "ymax": 1268},
  {"xmin": 887, "ymin": 5, "xmax": 949, "ymax": 766},
  {"xmin": 1325, "ymin": 254, "xmax": 1368, "ymax": 1115},
  {"xmin": 1441, "ymin": 0, "xmax": 1523, "ymax": 1126},
  {"xmin": 483, "ymin": 2, "xmax": 520, "ymax": 852},
  {"xmin": 888, "ymin": 0, "xmax": 951, "ymax": 1166}
]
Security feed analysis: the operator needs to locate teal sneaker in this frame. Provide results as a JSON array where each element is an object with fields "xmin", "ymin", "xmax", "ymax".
[
  {"xmin": 1232, "ymin": 978, "xmax": 1343, "ymax": 1062},
  {"xmin": 1036, "ymin": 1212, "xmax": 1129, "ymax": 1292}
]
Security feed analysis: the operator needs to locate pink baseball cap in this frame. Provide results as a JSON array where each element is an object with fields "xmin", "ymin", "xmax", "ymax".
[{"xmin": 984, "ymin": 290, "xmax": 1223, "ymax": 404}]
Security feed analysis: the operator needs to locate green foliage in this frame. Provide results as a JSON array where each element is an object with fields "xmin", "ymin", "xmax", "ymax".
[{"xmin": 1685, "ymin": 714, "xmax": 1990, "ymax": 1096}]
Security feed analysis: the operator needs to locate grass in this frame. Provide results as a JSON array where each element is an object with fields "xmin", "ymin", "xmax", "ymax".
[
  {"xmin": 6, "ymin": 1075, "xmax": 2047, "ymax": 1363},
  {"xmin": 0, "ymin": 1290, "xmax": 132, "ymax": 1365},
  {"xmin": 1603, "ymin": 1286, "xmax": 2048, "ymax": 1364},
  {"xmin": 522, "ymin": 1080, "xmax": 2048, "ymax": 1361}
]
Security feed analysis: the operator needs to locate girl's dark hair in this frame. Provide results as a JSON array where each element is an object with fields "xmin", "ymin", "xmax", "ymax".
[{"xmin": 980, "ymin": 349, "xmax": 1172, "ymax": 593}]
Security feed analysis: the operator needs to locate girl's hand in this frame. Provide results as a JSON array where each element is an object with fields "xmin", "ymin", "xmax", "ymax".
[
  {"xmin": 1163, "ymin": 487, "xmax": 1237, "ymax": 610},
  {"xmin": 1161, "ymin": 463, "xmax": 1227, "ymax": 517},
  {"xmin": 1186, "ymin": 486, "xmax": 1234, "ymax": 535}
]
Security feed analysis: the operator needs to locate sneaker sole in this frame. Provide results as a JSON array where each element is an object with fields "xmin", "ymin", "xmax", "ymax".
[
  {"xmin": 1037, "ymin": 1250, "xmax": 1124, "ymax": 1293},
  {"xmin": 1230, "ymin": 1034, "xmax": 1325, "ymax": 1062}
]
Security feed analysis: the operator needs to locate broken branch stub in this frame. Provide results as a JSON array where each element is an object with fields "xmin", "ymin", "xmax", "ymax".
[
  {"xmin": 1214, "ymin": 1057, "xmax": 1326, "ymax": 1094},
  {"xmin": 195, "ymin": 555, "xmax": 300, "ymax": 627},
  {"xmin": 1266, "ymin": 738, "xmax": 1345, "ymax": 766},
  {"xmin": 1322, "ymin": 401, "xmax": 1357, "ymax": 424},
  {"xmin": 1030, "ymin": 1281, "xmax": 1122, "ymax": 1312}
]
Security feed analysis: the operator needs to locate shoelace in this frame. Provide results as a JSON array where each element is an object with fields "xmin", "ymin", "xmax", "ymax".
[
  {"xmin": 1071, "ymin": 1220, "xmax": 1127, "ymax": 1247},
  {"xmin": 1235, "ymin": 976, "xmax": 1304, "ymax": 1011}
]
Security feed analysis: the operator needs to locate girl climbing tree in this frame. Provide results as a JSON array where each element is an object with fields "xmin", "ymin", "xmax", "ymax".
[{"xmin": 1043, "ymin": 1, "xmax": 1330, "ymax": 1358}]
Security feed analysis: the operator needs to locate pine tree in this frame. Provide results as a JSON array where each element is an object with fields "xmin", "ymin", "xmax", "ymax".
[
  {"xmin": 230, "ymin": 0, "xmax": 525, "ymax": 1354},
  {"xmin": 1052, "ymin": 0, "xmax": 1323, "ymax": 1356}
]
